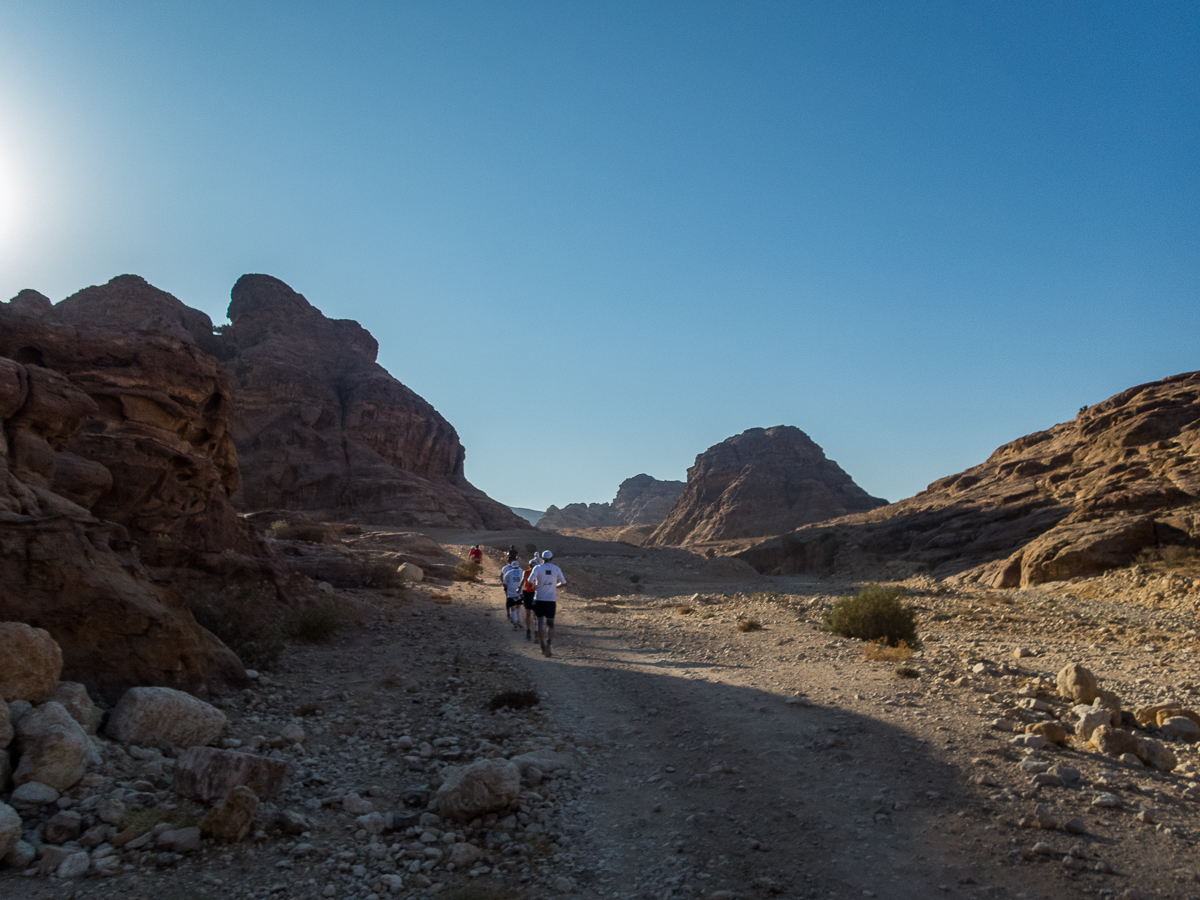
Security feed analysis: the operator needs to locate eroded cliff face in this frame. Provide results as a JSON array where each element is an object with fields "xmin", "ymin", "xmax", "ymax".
[
  {"xmin": 216, "ymin": 274, "xmax": 529, "ymax": 530},
  {"xmin": 0, "ymin": 277, "xmax": 259, "ymax": 572},
  {"xmin": 539, "ymin": 475, "xmax": 685, "ymax": 530},
  {"xmin": 0, "ymin": 337, "xmax": 244, "ymax": 702},
  {"xmin": 738, "ymin": 372, "xmax": 1200, "ymax": 587},
  {"xmin": 649, "ymin": 426, "xmax": 887, "ymax": 547}
]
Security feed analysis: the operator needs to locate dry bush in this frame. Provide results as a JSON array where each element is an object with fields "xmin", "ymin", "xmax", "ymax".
[
  {"xmin": 379, "ymin": 670, "xmax": 401, "ymax": 688},
  {"xmin": 283, "ymin": 599, "xmax": 347, "ymax": 643},
  {"xmin": 295, "ymin": 702, "xmax": 323, "ymax": 717},
  {"xmin": 863, "ymin": 639, "xmax": 914, "ymax": 662},
  {"xmin": 266, "ymin": 519, "xmax": 330, "ymax": 543},
  {"xmin": 453, "ymin": 560, "xmax": 482, "ymax": 581},
  {"xmin": 824, "ymin": 584, "xmax": 919, "ymax": 647},
  {"xmin": 186, "ymin": 580, "xmax": 284, "ymax": 670},
  {"xmin": 676, "ymin": 605, "xmax": 695, "ymax": 615},
  {"xmin": 737, "ymin": 618, "xmax": 763, "ymax": 632},
  {"xmin": 488, "ymin": 689, "xmax": 540, "ymax": 712},
  {"xmin": 434, "ymin": 596, "xmax": 453, "ymax": 606},
  {"xmin": 894, "ymin": 665, "xmax": 920, "ymax": 679},
  {"xmin": 982, "ymin": 593, "xmax": 1015, "ymax": 606}
]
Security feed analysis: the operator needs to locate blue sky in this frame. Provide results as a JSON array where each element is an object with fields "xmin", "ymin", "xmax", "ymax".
[{"xmin": 1, "ymin": 2, "xmax": 1197, "ymax": 512}]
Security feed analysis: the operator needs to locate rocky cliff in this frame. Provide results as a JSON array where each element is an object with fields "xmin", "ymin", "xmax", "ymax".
[
  {"xmin": 0, "ymin": 305, "xmax": 245, "ymax": 700},
  {"xmin": 215, "ymin": 275, "xmax": 530, "ymax": 530},
  {"xmin": 738, "ymin": 372, "xmax": 1200, "ymax": 586},
  {"xmin": 649, "ymin": 426, "xmax": 887, "ymax": 547},
  {"xmin": 0, "ymin": 277, "xmax": 260, "ymax": 573},
  {"xmin": 539, "ymin": 474, "xmax": 684, "ymax": 530}
]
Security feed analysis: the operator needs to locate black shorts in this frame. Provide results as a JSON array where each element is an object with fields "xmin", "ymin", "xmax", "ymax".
[
  {"xmin": 532, "ymin": 600, "xmax": 556, "ymax": 622},
  {"xmin": 522, "ymin": 591, "xmax": 535, "ymax": 609},
  {"xmin": 505, "ymin": 595, "xmax": 519, "ymax": 609}
]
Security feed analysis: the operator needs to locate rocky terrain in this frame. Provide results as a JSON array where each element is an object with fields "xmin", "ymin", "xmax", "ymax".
[
  {"xmin": 215, "ymin": 275, "xmax": 529, "ymax": 531},
  {"xmin": 540, "ymin": 475, "xmax": 684, "ymax": 531},
  {"xmin": 739, "ymin": 372, "xmax": 1200, "ymax": 588},
  {"xmin": 2, "ymin": 534, "xmax": 1198, "ymax": 900},
  {"xmin": 650, "ymin": 426, "xmax": 887, "ymax": 548}
]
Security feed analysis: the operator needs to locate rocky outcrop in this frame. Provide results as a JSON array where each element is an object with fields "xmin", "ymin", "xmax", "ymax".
[
  {"xmin": 649, "ymin": 427, "xmax": 886, "ymax": 546},
  {"xmin": 0, "ymin": 277, "xmax": 261, "ymax": 573},
  {"xmin": 738, "ymin": 372, "xmax": 1200, "ymax": 586},
  {"xmin": 214, "ymin": 275, "xmax": 529, "ymax": 530},
  {"xmin": 0, "ymin": 280, "xmax": 249, "ymax": 699},
  {"xmin": 540, "ymin": 475, "xmax": 684, "ymax": 530}
]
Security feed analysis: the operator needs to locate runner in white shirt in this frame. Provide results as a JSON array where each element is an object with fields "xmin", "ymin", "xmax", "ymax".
[
  {"xmin": 529, "ymin": 550, "xmax": 567, "ymax": 657},
  {"xmin": 501, "ymin": 562, "xmax": 525, "ymax": 630}
]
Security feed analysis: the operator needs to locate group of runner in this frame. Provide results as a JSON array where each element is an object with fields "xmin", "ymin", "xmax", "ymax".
[{"xmin": 498, "ymin": 545, "xmax": 566, "ymax": 658}]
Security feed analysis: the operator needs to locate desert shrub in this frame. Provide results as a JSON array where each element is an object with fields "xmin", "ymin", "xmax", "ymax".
[
  {"xmin": 186, "ymin": 581, "xmax": 284, "ymax": 670},
  {"xmin": 629, "ymin": 574, "xmax": 641, "ymax": 584},
  {"xmin": 676, "ymin": 605, "xmax": 694, "ymax": 615},
  {"xmin": 266, "ymin": 520, "xmax": 329, "ymax": 543},
  {"xmin": 295, "ymin": 702, "xmax": 324, "ymax": 717},
  {"xmin": 737, "ymin": 618, "xmax": 762, "ymax": 632},
  {"xmin": 863, "ymin": 639, "xmax": 914, "ymax": 662},
  {"xmin": 894, "ymin": 665, "xmax": 920, "ymax": 679},
  {"xmin": 283, "ymin": 600, "xmax": 346, "ymax": 643},
  {"xmin": 454, "ymin": 560, "xmax": 482, "ymax": 581},
  {"xmin": 823, "ymin": 584, "xmax": 918, "ymax": 647},
  {"xmin": 488, "ymin": 689, "xmax": 539, "ymax": 711}
]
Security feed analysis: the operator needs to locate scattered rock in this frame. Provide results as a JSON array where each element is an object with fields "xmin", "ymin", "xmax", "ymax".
[
  {"xmin": 0, "ymin": 622, "xmax": 63, "ymax": 703},
  {"xmin": 43, "ymin": 810, "xmax": 83, "ymax": 843},
  {"xmin": 200, "ymin": 785, "xmax": 259, "ymax": 843},
  {"xmin": 0, "ymin": 802, "xmax": 21, "ymax": 859},
  {"xmin": 172, "ymin": 746, "xmax": 288, "ymax": 800},
  {"xmin": 50, "ymin": 681, "xmax": 103, "ymax": 734},
  {"xmin": 157, "ymin": 826, "xmax": 202, "ymax": 853},
  {"xmin": 13, "ymin": 700, "xmax": 89, "ymax": 790},
  {"xmin": 1057, "ymin": 663, "xmax": 1099, "ymax": 704},
  {"xmin": 431, "ymin": 758, "xmax": 521, "ymax": 821},
  {"xmin": 105, "ymin": 686, "xmax": 227, "ymax": 747}
]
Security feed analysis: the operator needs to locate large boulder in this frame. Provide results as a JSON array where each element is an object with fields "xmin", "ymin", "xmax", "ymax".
[
  {"xmin": 0, "ymin": 623, "xmax": 63, "ymax": 703},
  {"xmin": 104, "ymin": 687, "xmax": 226, "ymax": 748},
  {"xmin": 13, "ymin": 701, "xmax": 90, "ymax": 791},
  {"xmin": 430, "ymin": 758, "xmax": 521, "ymax": 821},
  {"xmin": 0, "ymin": 695, "xmax": 13, "ymax": 749},
  {"xmin": 172, "ymin": 746, "xmax": 288, "ymax": 800},
  {"xmin": 651, "ymin": 426, "xmax": 886, "ymax": 547}
]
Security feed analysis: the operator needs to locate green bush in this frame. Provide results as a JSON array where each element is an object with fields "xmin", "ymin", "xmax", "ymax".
[
  {"xmin": 823, "ymin": 584, "xmax": 918, "ymax": 647},
  {"xmin": 283, "ymin": 600, "xmax": 346, "ymax": 643}
]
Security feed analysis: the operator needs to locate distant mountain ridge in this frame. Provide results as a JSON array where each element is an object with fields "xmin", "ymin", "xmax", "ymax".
[
  {"xmin": 508, "ymin": 506, "xmax": 544, "ymax": 526},
  {"xmin": 539, "ymin": 474, "xmax": 685, "ymax": 530}
]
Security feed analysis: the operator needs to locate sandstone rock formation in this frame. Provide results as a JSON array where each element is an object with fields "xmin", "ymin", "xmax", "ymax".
[
  {"xmin": 649, "ymin": 426, "xmax": 887, "ymax": 546},
  {"xmin": 0, "ymin": 277, "xmax": 260, "ymax": 573},
  {"xmin": 738, "ymin": 371, "xmax": 1200, "ymax": 586},
  {"xmin": 214, "ymin": 274, "xmax": 529, "ymax": 530},
  {"xmin": 540, "ymin": 474, "xmax": 684, "ymax": 530},
  {"xmin": 0, "ymin": 311, "xmax": 245, "ymax": 700}
]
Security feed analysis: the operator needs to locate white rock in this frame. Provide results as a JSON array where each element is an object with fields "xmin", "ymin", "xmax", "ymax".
[
  {"xmin": 13, "ymin": 702, "xmax": 89, "ymax": 791},
  {"xmin": 431, "ymin": 758, "xmax": 521, "ymax": 821},
  {"xmin": 1091, "ymin": 792, "xmax": 1121, "ymax": 808},
  {"xmin": 57, "ymin": 850, "xmax": 90, "ymax": 878},
  {"xmin": 105, "ymin": 687, "xmax": 227, "ymax": 748}
]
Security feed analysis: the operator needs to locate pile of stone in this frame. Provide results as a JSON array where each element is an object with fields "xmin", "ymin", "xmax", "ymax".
[{"xmin": 1, "ymin": 621, "xmax": 288, "ymax": 878}]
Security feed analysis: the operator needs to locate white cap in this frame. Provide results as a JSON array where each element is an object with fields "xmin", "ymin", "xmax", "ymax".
[{"xmin": 542, "ymin": 550, "xmax": 553, "ymax": 560}]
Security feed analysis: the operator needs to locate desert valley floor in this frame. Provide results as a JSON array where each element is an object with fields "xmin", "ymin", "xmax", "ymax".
[{"xmin": 3, "ymin": 529, "xmax": 1198, "ymax": 900}]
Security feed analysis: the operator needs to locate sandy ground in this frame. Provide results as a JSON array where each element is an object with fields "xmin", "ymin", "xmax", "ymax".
[{"xmin": 3, "ymin": 532, "xmax": 1198, "ymax": 900}]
